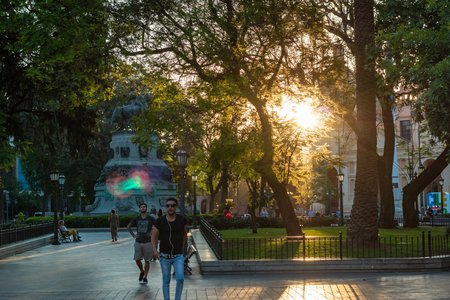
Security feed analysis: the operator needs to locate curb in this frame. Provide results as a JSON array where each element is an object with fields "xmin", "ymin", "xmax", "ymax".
[{"xmin": 0, "ymin": 234, "xmax": 53, "ymax": 259}]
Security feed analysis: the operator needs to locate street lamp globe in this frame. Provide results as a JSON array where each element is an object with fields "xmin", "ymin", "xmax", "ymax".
[
  {"xmin": 58, "ymin": 174, "xmax": 66, "ymax": 186},
  {"xmin": 50, "ymin": 170, "xmax": 59, "ymax": 182},
  {"xmin": 176, "ymin": 149, "xmax": 188, "ymax": 168}
]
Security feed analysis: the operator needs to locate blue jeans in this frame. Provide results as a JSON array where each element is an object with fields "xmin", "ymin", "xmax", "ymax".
[{"xmin": 159, "ymin": 254, "xmax": 184, "ymax": 300}]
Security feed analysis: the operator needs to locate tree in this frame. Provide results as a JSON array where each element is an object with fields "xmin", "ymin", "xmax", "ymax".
[
  {"xmin": 377, "ymin": 0, "xmax": 450, "ymax": 227},
  {"xmin": 111, "ymin": 0, "xmax": 330, "ymax": 235},
  {"xmin": 0, "ymin": 0, "xmax": 113, "ymax": 213},
  {"xmin": 345, "ymin": 0, "xmax": 379, "ymax": 240},
  {"xmin": 320, "ymin": 0, "xmax": 379, "ymax": 239},
  {"xmin": 0, "ymin": 0, "xmax": 112, "ymax": 157}
]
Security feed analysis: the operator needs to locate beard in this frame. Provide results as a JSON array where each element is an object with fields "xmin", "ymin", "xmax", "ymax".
[{"xmin": 167, "ymin": 209, "xmax": 176, "ymax": 216}]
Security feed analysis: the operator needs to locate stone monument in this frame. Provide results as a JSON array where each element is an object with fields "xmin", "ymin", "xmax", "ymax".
[{"xmin": 86, "ymin": 95, "xmax": 177, "ymax": 215}]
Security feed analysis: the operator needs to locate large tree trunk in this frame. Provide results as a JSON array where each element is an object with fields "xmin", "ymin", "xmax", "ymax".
[
  {"xmin": 378, "ymin": 97, "xmax": 395, "ymax": 228},
  {"xmin": 403, "ymin": 145, "xmax": 449, "ymax": 227},
  {"xmin": 207, "ymin": 174, "xmax": 221, "ymax": 213},
  {"xmin": 347, "ymin": 0, "xmax": 379, "ymax": 241},
  {"xmin": 244, "ymin": 90, "xmax": 301, "ymax": 236}
]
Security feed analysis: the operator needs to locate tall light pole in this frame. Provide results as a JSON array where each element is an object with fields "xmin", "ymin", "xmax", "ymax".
[
  {"xmin": 176, "ymin": 149, "xmax": 188, "ymax": 215},
  {"xmin": 192, "ymin": 171, "xmax": 197, "ymax": 228},
  {"xmin": 338, "ymin": 173, "xmax": 344, "ymax": 226},
  {"xmin": 50, "ymin": 170, "xmax": 60, "ymax": 245},
  {"xmin": 58, "ymin": 174, "xmax": 66, "ymax": 220},
  {"xmin": 439, "ymin": 177, "xmax": 444, "ymax": 214},
  {"xmin": 4, "ymin": 190, "xmax": 9, "ymax": 222}
]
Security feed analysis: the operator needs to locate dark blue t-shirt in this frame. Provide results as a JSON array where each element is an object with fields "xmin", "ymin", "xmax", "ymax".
[{"xmin": 131, "ymin": 215, "xmax": 155, "ymax": 243}]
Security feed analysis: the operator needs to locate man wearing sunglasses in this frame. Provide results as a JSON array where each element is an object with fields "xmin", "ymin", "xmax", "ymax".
[
  {"xmin": 127, "ymin": 202, "xmax": 155, "ymax": 284},
  {"xmin": 152, "ymin": 197, "xmax": 187, "ymax": 300}
]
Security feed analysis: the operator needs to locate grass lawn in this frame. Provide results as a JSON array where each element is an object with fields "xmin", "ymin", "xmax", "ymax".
[
  {"xmin": 220, "ymin": 226, "xmax": 449, "ymax": 239},
  {"xmin": 217, "ymin": 227, "xmax": 450, "ymax": 260}
]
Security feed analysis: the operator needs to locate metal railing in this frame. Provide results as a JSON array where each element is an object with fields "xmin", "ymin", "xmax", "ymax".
[
  {"xmin": 0, "ymin": 223, "xmax": 53, "ymax": 247},
  {"xmin": 199, "ymin": 218, "xmax": 450, "ymax": 260},
  {"xmin": 199, "ymin": 217, "xmax": 224, "ymax": 259}
]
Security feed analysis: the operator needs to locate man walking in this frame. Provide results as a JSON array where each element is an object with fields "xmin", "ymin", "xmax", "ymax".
[
  {"xmin": 127, "ymin": 203, "xmax": 155, "ymax": 284},
  {"xmin": 152, "ymin": 197, "xmax": 187, "ymax": 300}
]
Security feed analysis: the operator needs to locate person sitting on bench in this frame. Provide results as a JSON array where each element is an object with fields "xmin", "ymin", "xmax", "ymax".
[{"xmin": 58, "ymin": 220, "xmax": 82, "ymax": 242}]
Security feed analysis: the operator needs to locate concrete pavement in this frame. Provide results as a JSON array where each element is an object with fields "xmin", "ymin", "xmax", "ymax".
[{"xmin": 0, "ymin": 231, "xmax": 449, "ymax": 299}]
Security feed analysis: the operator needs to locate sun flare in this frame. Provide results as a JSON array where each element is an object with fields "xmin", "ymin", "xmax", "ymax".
[{"xmin": 277, "ymin": 96, "xmax": 322, "ymax": 130}]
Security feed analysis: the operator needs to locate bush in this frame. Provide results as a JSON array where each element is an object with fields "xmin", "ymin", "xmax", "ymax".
[
  {"xmin": 299, "ymin": 216, "xmax": 338, "ymax": 227},
  {"xmin": 25, "ymin": 216, "xmax": 53, "ymax": 224},
  {"xmin": 202, "ymin": 215, "xmax": 284, "ymax": 230},
  {"xmin": 25, "ymin": 215, "xmax": 136, "ymax": 228},
  {"xmin": 23, "ymin": 213, "xmax": 192, "ymax": 228}
]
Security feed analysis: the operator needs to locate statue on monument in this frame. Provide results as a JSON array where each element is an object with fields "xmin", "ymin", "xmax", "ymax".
[
  {"xmin": 111, "ymin": 91, "xmax": 150, "ymax": 130},
  {"xmin": 86, "ymin": 91, "xmax": 177, "ymax": 214}
]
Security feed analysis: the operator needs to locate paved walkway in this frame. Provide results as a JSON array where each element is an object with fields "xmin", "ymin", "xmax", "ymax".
[{"xmin": 0, "ymin": 231, "xmax": 449, "ymax": 299}]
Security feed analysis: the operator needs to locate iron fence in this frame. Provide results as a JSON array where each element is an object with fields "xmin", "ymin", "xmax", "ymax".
[
  {"xmin": 0, "ymin": 223, "xmax": 53, "ymax": 246},
  {"xmin": 200, "ymin": 218, "xmax": 450, "ymax": 260},
  {"xmin": 199, "ymin": 217, "xmax": 224, "ymax": 259}
]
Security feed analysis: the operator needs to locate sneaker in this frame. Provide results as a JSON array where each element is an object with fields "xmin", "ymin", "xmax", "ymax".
[
  {"xmin": 139, "ymin": 271, "xmax": 144, "ymax": 282},
  {"xmin": 142, "ymin": 278, "xmax": 148, "ymax": 284}
]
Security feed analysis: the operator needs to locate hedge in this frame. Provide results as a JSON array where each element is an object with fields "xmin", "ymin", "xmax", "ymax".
[{"xmin": 24, "ymin": 214, "xmax": 193, "ymax": 228}]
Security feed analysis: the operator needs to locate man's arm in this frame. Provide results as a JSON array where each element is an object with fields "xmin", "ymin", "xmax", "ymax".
[
  {"xmin": 183, "ymin": 224, "xmax": 188, "ymax": 255},
  {"xmin": 151, "ymin": 227, "xmax": 160, "ymax": 258},
  {"xmin": 127, "ymin": 219, "xmax": 135, "ymax": 238}
]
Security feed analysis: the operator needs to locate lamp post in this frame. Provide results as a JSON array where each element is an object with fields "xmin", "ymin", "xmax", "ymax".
[
  {"xmin": 58, "ymin": 174, "xmax": 65, "ymax": 220},
  {"xmin": 50, "ymin": 170, "xmax": 60, "ymax": 245},
  {"xmin": 325, "ymin": 191, "xmax": 331, "ymax": 216},
  {"xmin": 176, "ymin": 149, "xmax": 188, "ymax": 215},
  {"xmin": 439, "ymin": 177, "xmax": 444, "ymax": 214},
  {"xmin": 264, "ymin": 186, "xmax": 273, "ymax": 203},
  {"xmin": 4, "ymin": 190, "xmax": 9, "ymax": 222},
  {"xmin": 338, "ymin": 173, "xmax": 344, "ymax": 226},
  {"xmin": 192, "ymin": 171, "xmax": 197, "ymax": 228}
]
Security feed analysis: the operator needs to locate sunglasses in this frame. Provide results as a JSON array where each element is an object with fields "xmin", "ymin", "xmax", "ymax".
[{"xmin": 166, "ymin": 204, "xmax": 177, "ymax": 208}]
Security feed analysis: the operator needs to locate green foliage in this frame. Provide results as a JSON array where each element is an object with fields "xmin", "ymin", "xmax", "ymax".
[
  {"xmin": 1, "ymin": 0, "xmax": 115, "ymax": 209},
  {"xmin": 25, "ymin": 216, "xmax": 54, "ymax": 224},
  {"xmin": 203, "ymin": 215, "xmax": 285, "ymax": 230},
  {"xmin": 377, "ymin": 0, "xmax": 450, "ymax": 142},
  {"xmin": 23, "ymin": 214, "xmax": 193, "ymax": 228},
  {"xmin": 220, "ymin": 226, "xmax": 449, "ymax": 239},
  {"xmin": 15, "ymin": 212, "xmax": 25, "ymax": 224}
]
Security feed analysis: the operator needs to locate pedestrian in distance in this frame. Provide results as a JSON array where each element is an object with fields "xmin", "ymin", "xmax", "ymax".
[
  {"xmin": 152, "ymin": 197, "xmax": 188, "ymax": 300},
  {"xmin": 149, "ymin": 208, "xmax": 158, "ymax": 220},
  {"xmin": 109, "ymin": 209, "xmax": 120, "ymax": 242},
  {"xmin": 127, "ymin": 203, "xmax": 155, "ymax": 284}
]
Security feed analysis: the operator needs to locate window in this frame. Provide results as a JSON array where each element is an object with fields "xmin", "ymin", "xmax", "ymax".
[
  {"xmin": 400, "ymin": 120, "xmax": 411, "ymax": 141},
  {"xmin": 120, "ymin": 147, "xmax": 130, "ymax": 158}
]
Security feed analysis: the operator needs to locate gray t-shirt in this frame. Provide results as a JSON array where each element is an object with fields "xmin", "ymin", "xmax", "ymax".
[{"xmin": 131, "ymin": 216, "xmax": 155, "ymax": 243}]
